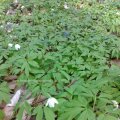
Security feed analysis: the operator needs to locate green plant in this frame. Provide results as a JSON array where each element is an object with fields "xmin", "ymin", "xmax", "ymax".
[{"xmin": 0, "ymin": 0, "xmax": 120, "ymax": 120}]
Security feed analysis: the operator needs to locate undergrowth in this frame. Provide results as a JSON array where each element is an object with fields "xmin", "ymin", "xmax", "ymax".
[{"xmin": 0, "ymin": 0, "xmax": 120, "ymax": 120}]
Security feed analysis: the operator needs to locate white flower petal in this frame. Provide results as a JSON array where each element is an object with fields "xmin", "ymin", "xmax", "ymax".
[
  {"xmin": 15, "ymin": 44, "xmax": 21, "ymax": 50},
  {"xmin": 49, "ymin": 102, "xmax": 55, "ymax": 108},
  {"xmin": 64, "ymin": 3, "xmax": 69, "ymax": 9},
  {"xmin": 112, "ymin": 100, "xmax": 119, "ymax": 109},
  {"xmin": 52, "ymin": 98, "xmax": 58, "ymax": 104},
  {"xmin": 46, "ymin": 97, "xmax": 58, "ymax": 108},
  {"xmin": 112, "ymin": 100, "xmax": 118, "ymax": 105},
  {"xmin": 21, "ymin": 6, "xmax": 25, "ymax": 9},
  {"xmin": 0, "ymin": 25, "xmax": 4, "ymax": 28},
  {"xmin": 14, "ymin": 0, "xmax": 19, "ymax": 4},
  {"xmin": 116, "ymin": 12, "xmax": 120, "ymax": 15},
  {"xmin": 8, "ymin": 43, "xmax": 13, "ymax": 48}
]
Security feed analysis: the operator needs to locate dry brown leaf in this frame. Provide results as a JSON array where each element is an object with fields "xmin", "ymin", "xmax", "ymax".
[
  {"xmin": 32, "ymin": 95, "xmax": 46, "ymax": 106},
  {"xmin": 3, "ymin": 106, "xmax": 14, "ymax": 120},
  {"xmin": 111, "ymin": 59, "xmax": 120, "ymax": 67},
  {"xmin": 4, "ymin": 75, "xmax": 17, "ymax": 81},
  {"xmin": 8, "ymin": 81, "xmax": 17, "ymax": 90},
  {"xmin": 40, "ymin": 9, "xmax": 46, "ymax": 14},
  {"xmin": 0, "ymin": 101, "xmax": 6, "ymax": 109},
  {"xmin": 6, "ymin": 8, "xmax": 16, "ymax": 15},
  {"xmin": 22, "ymin": 111, "xmax": 31, "ymax": 120}
]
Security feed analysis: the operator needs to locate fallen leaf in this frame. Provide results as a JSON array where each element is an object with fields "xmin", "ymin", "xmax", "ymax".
[
  {"xmin": 4, "ymin": 75, "xmax": 17, "ymax": 81},
  {"xmin": 3, "ymin": 106, "xmax": 14, "ymax": 120},
  {"xmin": 32, "ymin": 95, "xmax": 46, "ymax": 106},
  {"xmin": 7, "ymin": 89, "xmax": 22, "ymax": 107},
  {"xmin": 22, "ymin": 111, "xmax": 31, "ymax": 120},
  {"xmin": 8, "ymin": 81, "xmax": 17, "ymax": 90},
  {"xmin": 0, "ymin": 101, "xmax": 6, "ymax": 109},
  {"xmin": 111, "ymin": 59, "xmax": 120, "ymax": 67}
]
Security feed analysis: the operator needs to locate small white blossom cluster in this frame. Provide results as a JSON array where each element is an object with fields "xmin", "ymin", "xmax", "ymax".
[
  {"xmin": 116, "ymin": 12, "xmax": 120, "ymax": 16},
  {"xmin": 112, "ymin": 100, "xmax": 119, "ymax": 110},
  {"xmin": 13, "ymin": 0, "xmax": 19, "ymax": 4},
  {"xmin": 0, "ymin": 25, "xmax": 4, "ymax": 28},
  {"xmin": 46, "ymin": 97, "xmax": 58, "ymax": 108},
  {"xmin": 21, "ymin": 6, "xmax": 25, "ymax": 9},
  {"xmin": 8, "ymin": 43, "xmax": 13, "ymax": 48},
  {"xmin": 64, "ymin": 2, "xmax": 69, "ymax": 9},
  {"xmin": 8, "ymin": 43, "xmax": 21, "ymax": 50}
]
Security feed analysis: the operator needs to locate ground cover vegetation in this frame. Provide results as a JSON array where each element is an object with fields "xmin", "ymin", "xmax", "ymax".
[{"xmin": 0, "ymin": 0, "xmax": 120, "ymax": 120}]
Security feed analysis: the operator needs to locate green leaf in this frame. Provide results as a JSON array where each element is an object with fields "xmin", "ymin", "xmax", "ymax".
[
  {"xmin": 0, "ymin": 64, "xmax": 11, "ymax": 70},
  {"xmin": 21, "ymin": 61, "xmax": 30, "ymax": 77},
  {"xmin": 60, "ymin": 71, "xmax": 70, "ymax": 80},
  {"xmin": 44, "ymin": 107, "xmax": 55, "ymax": 120},
  {"xmin": 77, "ymin": 108, "xmax": 95, "ymax": 120},
  {"xmin": 97, "ymin": 114, "xmax": 117, "ymax": 120},
  {"xmin": 28, "ymin": 61, "xmax": 39, "ymax": 68},
  {"xmin": 33, "ymin": 106, "xmax": 43, "ymax": 120},
  {"xmin": 0, "ymin": 82, "xmax": 10, "ymax": 103},
  {"xmin": 24, "ymin": 102, "xmax": 32, "ymax": 115},
  {"xmin": 58, "ymin": 107, "xmax": 83, "ymax": 120},
  {"xmin": 0, "ymin": 110, "xmax": 4, "ymax": 120},
  {"xmin": 16, "ymin": 106, "xmax": 24, "ymax": 120}
]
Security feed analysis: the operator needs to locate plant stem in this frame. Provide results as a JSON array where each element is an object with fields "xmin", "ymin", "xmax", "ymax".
[{"xmin": 93, "ymin": 95, "xmax": 97, "ymax": 111}]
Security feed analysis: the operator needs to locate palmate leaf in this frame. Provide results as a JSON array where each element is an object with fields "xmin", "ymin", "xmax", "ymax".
[
  {"xmin": 28, "ymin": 60, "xmax": 39, "ymax": 68},
  {"xmin": 97, "ymin": 114, "xmax": 118, "ymax": 120},
  {"xmin": 33, "ymin": 106, "xmax": 43, "ymax": 120},
  {"xmin": 58, "ymin": 107, "xmax": 83, "ymax": 120},
  {"xmin": 0, "ymin": 63, "xmax": 11, "ymax": 70},
  {"xmin": 16, "ymin": 106, "xmax": 24, "ymax": 120},
  {"xmin": 0, "ymin": 82, "xmax": 10, "ymax": 103},
  {"xmin": 77, "ymin": 108, "xmax": 95, "ymax": 120},
  {"xmin": 16, "ymin": 102, "xmax": 32, "ymax": 120},
  {"xmin": 44, "ymin": 107, "xmax": 55, "ymax": 120},
  {"xmin": 58, "ymin": 98, "xmax": 88, "ymax": 120},
  {"xmin": 60, "ymin": 70, "xmax": 70, "ymax": 80},
  {"xmin": 21, "ymin": 60, "xmax": 31, "ymax": 77}
]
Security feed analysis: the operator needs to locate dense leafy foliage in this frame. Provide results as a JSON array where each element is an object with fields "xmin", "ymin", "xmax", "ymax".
[{"xmin": 0, "ymin": 0, "xmax": 120, "ymax": 119}]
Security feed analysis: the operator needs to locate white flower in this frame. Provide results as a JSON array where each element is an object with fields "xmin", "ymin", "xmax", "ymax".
[
  {"xmin": 46, "ymin": 97, "xmax": 58, "ymax": 108},
  {"xmin": 8, "ymin": 43, "xmax": 13, "ymax": 48},
  {"xmin": 0, "ymin": 25, "xmax": 4, "ymax": 28},
  {"xmin": 15, "ymin": 44, "xmax": 21, "ymax": 50},
  {"xmin": 21, "ymin": 6, "xmax": 25, "ymax": 9},
  {"xmin": 7, "ymin": 89, "xmax": 22, "ymax": 106},
  {"xmin": 116, "ymin": 12, "xmax": 120, "ymax": 16},
  {"xmin": 64, "ymin": 2, "xmax": 69, "ymax": 9},
  {"xmin": 14, "ymin": 0, "xmax": 19, "ymax": 4},
  {"xmin": 51, "ymin": 9, "xmax": 54, "ymax": 11},
  {"xmin": 112, "ymin": 100, "xmax": 119, "ymax": 109}
]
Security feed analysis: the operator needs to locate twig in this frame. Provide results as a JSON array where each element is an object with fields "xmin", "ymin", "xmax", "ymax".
[{"xmin": 67, "ymin": 80, "xmax": 77, "ymax": 87}]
